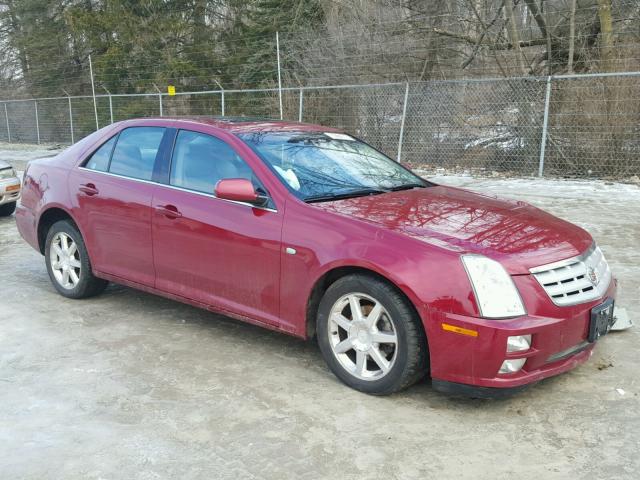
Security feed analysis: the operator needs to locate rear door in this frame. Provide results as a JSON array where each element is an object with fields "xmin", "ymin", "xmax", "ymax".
[
  {"xmin": 69, "ymin": 126, "xmax": 168, "ymax": 286},
  {"xmin": 151, "ymin": 129, "xmax": 283, "ymax": 325}
]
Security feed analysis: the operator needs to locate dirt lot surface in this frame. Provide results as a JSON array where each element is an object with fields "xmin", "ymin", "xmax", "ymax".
[{"xmin": 1, "ymin": 143, "xmax": 638, "ymax": 479}]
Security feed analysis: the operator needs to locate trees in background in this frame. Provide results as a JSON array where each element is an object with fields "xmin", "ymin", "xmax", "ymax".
[
  {"xmin": 0, "ymin": 1, "xmax": 637, "ymax": 177},
  {"xmin": 0, "ymin": 0, "xmax": 637, "ymax": 97},
  {"xmin": 296, "ymin": 0, "xmax": 638, "ymax": 84},
  {"xmin": 0, "ymin": 0, "xmax": 325, "ymax": 96}
]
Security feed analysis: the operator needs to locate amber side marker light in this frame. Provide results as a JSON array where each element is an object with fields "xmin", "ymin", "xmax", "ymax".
[
  {"xmin": 441, "ymin": 323, "xmax": 478, "ymax": 337},
  {"xmin": 6, "ymin": 184, "xmax": 20, "ymax": 192}
]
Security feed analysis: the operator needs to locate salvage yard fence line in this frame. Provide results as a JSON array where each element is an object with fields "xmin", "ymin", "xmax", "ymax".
[{"xmin": 1, "ymin": 70, "xmax": 640, "ymax": 179}]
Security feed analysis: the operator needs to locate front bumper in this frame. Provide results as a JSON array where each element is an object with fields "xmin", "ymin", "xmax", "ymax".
[
  {"xmin": 426, "ymin": 276, "xmax": 617, "ymax": 394},
  {"xmin": 0, "ymin": 177, "xmax": 21, "ymax": 205},
  {"xmin": 432, "ymin": 379, "xmax": 532, "ymax": 399}
]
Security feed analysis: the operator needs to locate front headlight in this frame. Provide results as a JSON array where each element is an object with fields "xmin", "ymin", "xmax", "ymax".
[
  {"xmin": 0, "ymin": 167, "xmax": 16, "ymax": 179},
  {"xmin": 461, "ymin": 254, "xmax": 526, "ymax": 318}
]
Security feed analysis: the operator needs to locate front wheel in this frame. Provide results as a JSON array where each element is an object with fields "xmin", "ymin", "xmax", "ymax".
[
  {"xmin": 316, "ymin": 274, "xmax": 428, "ymax": 395},
  {"xmin": 45, "ymin": 220, "xmax": 108, "ymax": 299}
]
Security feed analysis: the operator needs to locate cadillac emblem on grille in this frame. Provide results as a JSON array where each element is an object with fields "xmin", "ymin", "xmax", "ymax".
[{"xmin": 531, "ymin": 245, "xmax": 611, "ymax": 306}]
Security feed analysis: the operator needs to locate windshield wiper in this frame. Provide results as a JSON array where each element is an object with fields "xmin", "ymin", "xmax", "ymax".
[
  {"xmin": 305, "ymin": 188, "xmax": 389, "ymax": 203},
  {"xmin": 389, "ymin": 182, "xmax": 428, "ymax": 192}
]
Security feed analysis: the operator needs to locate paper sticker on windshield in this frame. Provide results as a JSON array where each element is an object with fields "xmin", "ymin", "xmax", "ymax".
[{"xmin": 324, "ymin": 132, "xmax": 355, "ymax": 141}]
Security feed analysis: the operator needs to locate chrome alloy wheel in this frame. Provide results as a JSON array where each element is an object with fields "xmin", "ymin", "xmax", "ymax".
[
  {"xmin": 50, "ymin": 232, "xmax": 81, "ymax": 290},
  {"xmin": 327, "ymin": 293, "xmax": 398, "ymax": 381}
]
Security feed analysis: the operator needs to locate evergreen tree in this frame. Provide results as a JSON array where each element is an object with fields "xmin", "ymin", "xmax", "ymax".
[{"xmin": 219, "ymin": 0, "xmax": 325, "ymax": 88}]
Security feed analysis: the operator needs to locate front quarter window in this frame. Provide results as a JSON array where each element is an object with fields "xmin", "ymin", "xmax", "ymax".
[
  {"xmin": 170, "ymin": 130, "xmax": 254, "ymax": 195},
  {"xmin": 109, "ymin": 127, "xmax": 165, "ymax": 181},
  {"xmin": 238, "ymin": 132, "xmax": 428, "ymax": 201}
]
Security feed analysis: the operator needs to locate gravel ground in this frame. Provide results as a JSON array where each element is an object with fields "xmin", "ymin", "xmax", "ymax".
[{"xmin": 0, "ymin": 143, "xmax": 638, "ymax": 479}]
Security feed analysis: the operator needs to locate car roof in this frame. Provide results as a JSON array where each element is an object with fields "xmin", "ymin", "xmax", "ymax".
[{"xmin": 119, "ymin": 116, "xmax": 343, "ymax": 135}]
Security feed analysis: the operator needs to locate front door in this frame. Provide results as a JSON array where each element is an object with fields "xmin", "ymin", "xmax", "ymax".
[
  {"xmin": 151, "ymin": 129, "xmax": 283, "ymax": 325},
  {"xmin": 69, "ymin": 126, "xmax": 166, "ymax": 286}
]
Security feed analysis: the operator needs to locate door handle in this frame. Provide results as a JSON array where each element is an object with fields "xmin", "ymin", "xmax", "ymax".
[
  {"xmin": 155, "ymin": 204, "xmax": 182, "ymax": 219},
  {"xmin": 79, "ymin": 183, "xmax": 99, "ymax": 196}
]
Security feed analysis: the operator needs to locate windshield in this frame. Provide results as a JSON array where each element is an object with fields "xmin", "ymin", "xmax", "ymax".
[{"xmin": 237, "ymin": 131, "xmax": 429, "ymax": 202}]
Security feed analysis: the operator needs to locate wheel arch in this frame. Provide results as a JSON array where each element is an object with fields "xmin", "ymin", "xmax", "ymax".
[
  {"xmin": 305, "ymin": 264, "xmax": 427, "ymax": 342},
  {"xmin": 37, "ymin": 206, "xmax": 79, "ymax": 254}
]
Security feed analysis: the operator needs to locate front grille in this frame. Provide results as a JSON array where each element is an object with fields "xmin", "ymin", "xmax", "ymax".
[{"xmin": 530, "ymin": 244, "xmax": 611, "ymax": 306}]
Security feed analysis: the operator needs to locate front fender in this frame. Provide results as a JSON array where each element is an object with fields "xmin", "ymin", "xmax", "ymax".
[
  {"xmin": 280, "ymin": 200, "xmax": 477, "ymax": 338},
  {"xmin": 310, "ymin": 256, "xmax": 427, "ymax": 323}
]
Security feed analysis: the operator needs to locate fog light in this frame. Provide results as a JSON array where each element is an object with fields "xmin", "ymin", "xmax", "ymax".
[
  {"xmin": 499, "ymin": 358, "xmax": 526, "ymax": 374},
  {"xmin": 507, "ymin": 334, "xmax": 531, "ymax": 353}
]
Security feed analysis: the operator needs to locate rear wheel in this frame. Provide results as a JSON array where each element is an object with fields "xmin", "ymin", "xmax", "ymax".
[
  {"xmin": 316, "ymin": 274, "xmax": 428, "ymax": 395},
  {"xmin": 45, "ymin": 220, "xmax": 108, "ymax": 299},
  {"xmin": 0, "ymin": 201, "xmax": 16, "ymax": 217}
]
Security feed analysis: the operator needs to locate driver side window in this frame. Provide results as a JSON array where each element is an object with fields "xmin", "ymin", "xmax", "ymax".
[{"xmin": 170, "ymin": 130, "xmax": 253, "ymax": 195}]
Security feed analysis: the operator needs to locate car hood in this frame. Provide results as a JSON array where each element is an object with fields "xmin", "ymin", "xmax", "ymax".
[
  {"xmin": 0, "ymin": 160, "xmax": 11, "ymax": 170},
  {"xmin": 313, "ymin": 185, "xmax": 593, "ymax": 274}
]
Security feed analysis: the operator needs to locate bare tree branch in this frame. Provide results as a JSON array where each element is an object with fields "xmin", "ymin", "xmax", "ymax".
[
  {"xmin": 567, "ymin": 0, "xmax": 577, "ymax": 73},
  {"xmin": 504, "ymin": 0, "xmax": 528, "ymax": 74},
  {"xmin": 523, "ymin": 0, "xmax": 548, "ymax": 38},
  {"xmin": 432, "ymin": 28, "xmax": 545, "ymax": 51},
  {"xmin": 461, "ymin": 1, "xmax": 506, "ymax": 70}
]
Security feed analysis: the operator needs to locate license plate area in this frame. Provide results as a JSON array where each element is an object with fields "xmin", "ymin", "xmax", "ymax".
[{"xmin": 589, "ymin": 298, "xmax": 615, "ymax": 342}]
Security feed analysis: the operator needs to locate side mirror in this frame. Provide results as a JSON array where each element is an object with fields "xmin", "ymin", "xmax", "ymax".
[{"xmin": 215, "ymin": 178, "xmax": 268, "ymax": 207}]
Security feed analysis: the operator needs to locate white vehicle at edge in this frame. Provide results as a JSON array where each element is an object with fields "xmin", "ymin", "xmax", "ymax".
[{"xmin": 0, "ymin": 159, "xmax": 21, "ymax": 216}]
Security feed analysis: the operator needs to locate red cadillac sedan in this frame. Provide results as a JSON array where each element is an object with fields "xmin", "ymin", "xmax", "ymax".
[{"xmin": 16, "ymin": 117, "xmax": 616, "ymax": 397}]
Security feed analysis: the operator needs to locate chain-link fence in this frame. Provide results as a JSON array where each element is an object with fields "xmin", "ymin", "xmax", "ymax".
[{"xmin": 1, "ymin": 71, "xmax": 639, "ymax": 178}]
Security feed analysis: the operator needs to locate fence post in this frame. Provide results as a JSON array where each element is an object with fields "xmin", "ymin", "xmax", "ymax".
[
  {"xmin": 276, "ymin": 31, "xmax": 283, "ymax": 120},
  {"xmin": 34, "ymin": 100, "xmax": 40, "ymax": 144},
  {"xmin": 538, "ymin": 76, "xmax": 552, "ymax": 177},
  {"xmin": 63, "ymin": 89, "xmax": 74, "ymax": 144},
  {"xmin": 102, "ymin": 86, "xmax": 114, "ymax": 124},
  {"xmin": 68, "ymin": 97, "xmax": 75, "ymax": 144},
  {"xmin": 397, "ymin": 82, "xmax": 410, "ymax": 163},
  {"xmin": 3, "ymin": 103, "xmax": 10, "ymax": 143},
  {"xmin": 88, "ymin": 55, "xmax": 99, "ymax": 131},
  {"xmin": 298, "ymin": 88, "xmax": 304, "ymax": 122},
  {"xmin": 214, "ymin": 80, "xmax": 225, "ymax": 116},
  {"xmin": 153, "ymin": 84, "xmax": 163, "ymax": 116}
]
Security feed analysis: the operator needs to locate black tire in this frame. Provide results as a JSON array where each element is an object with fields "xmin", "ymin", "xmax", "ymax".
[
  {"xmin": 45, "ymin": 219, "xmax": 108, "ymax": 299},
  {"xmin": 0, "ymin": 201, "xmax": 16, "ymax": 217},
  {"xmin": 316, "ymin": 273, "xmax": 428, "ymax": 395}
]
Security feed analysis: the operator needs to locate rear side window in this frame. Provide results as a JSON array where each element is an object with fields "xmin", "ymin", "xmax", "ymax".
[
  {"xmin": 170, "ymin": 130, "xmax": 253, "ymax": 194},
  {"xmin": 109, "ymin": 127, "xmax": 165, "ymax": 181},
  {"xmin": 85, "ymin": 136, "xmax": 116, "ymax": 172}
]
